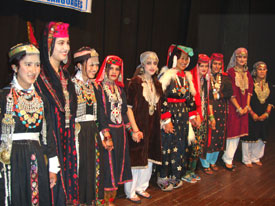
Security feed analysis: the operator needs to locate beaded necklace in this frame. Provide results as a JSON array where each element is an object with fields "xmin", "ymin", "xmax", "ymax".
[
  {"xmin": 211, "ymin": 73, "xmax": 222, "ymax": 92},
  {"xmin": 12, "ymin": 88, "xmax": 43, "ymax": 129},
  {"xmin": 174, "ymin": 75, "xmax": 189, "ymax": 96}
]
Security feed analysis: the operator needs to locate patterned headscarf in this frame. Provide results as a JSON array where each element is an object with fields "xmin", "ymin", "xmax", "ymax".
[
  {"xmin": 251, "ymin": 61, "xmax": 267, "ymax": 77},
  {"xmin": 96, "ymin": 55, "xmax": 124, "ymax": 87},
  {"xmin": 226, "ymin": 47, "xmax": 248, "ymax": 71}
]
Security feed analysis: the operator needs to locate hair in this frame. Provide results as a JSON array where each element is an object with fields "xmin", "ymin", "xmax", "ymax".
[{"xmin": 9, "ymin": 52, "xmax": 27, "ymax": 68}]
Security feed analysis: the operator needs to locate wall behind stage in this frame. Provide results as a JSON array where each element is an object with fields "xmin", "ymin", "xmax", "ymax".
[{"xmin": 0, "ymin": 0, "xmax": 274, "ymax": 89}]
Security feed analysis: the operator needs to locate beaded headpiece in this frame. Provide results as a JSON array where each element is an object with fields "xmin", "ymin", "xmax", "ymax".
[
  {"xmin": 96, "ymin": 55, "xmax": 124, "ymax": 87},
  {"xmin": 47, "ymin": 22, "xmax": 69, "ymax": 54},
  {"xmin": 9, "ymin": 43, "xmax": 39, "ymax": 63},
  {"xmin": 236, "ymin": 48, "xmax": 248, "ymax": 57},
  {"xmin": 73, "ymin": 47, "xmax": 99, "ymax": 65}
]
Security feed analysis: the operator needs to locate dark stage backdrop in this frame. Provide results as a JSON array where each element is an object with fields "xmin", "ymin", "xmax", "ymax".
[{"xmin": 0, "ymin": 0, "xmax": 274, "ymax": 88}]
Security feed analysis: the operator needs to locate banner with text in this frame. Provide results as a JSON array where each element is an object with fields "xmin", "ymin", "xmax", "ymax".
[{"xmin": 25, "ymin": 0, "xmax": 92, "ymax": 13}]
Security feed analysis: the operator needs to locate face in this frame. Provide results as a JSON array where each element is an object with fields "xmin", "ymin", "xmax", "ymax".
[
  {"xmin": 51, "ymin": 37, "xmax": 70, "ymax": 62},
  {"xmin": 256, "ymin": 66, "xmax": 267, "ymax": 80},
  {"xmin": 82, "ymin": 58, "xmax": 99, "ymax": 79},
  {"xmin": 176, "ymin": 52, "xmax": 189, "ymax": 71},
  {"xmin": 143, "ymin": 58, "xmax": 158, "ymax": 76},
  {"xmin": 107, "ymin": 64, "xmax": 121, "ymax": 82},
  {"xmin": 236, "ymin": 54, "xmax": 247, "ymax": 67},
  {"xmin": 211, "ymin": 60, "xmax": 222, "ymax": 74},
  {"xmin": 198, "ymin": 62, "xmax": 209, "ymax": 77},
  {"xmin": 14, "ymin": 54, "xmax": 40, "ymax": 89}
]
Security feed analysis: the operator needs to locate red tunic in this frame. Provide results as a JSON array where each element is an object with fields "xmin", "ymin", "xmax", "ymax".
[{"xmin": 226, "ymin": 67, "xmax": 253, "ymax": 139}]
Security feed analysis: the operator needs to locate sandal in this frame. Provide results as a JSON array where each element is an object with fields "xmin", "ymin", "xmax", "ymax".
[
  {"xmin": 210, "ymin": 164, "xmax": 219, "ymax": 171},
  {"xmin": 203, "ymin": 167, "xmax": 213, "ymax": 175},
  {"xmin": 253, "ymin": 161, "xmax": 263, "ymax": 166},
  {"xmin": 127, "ymin": 195, "xmax": 141, "ymax": 204},
  {"xmin": 222, "ymin": 162, "xmax": 236, "ymax": 172},
  {"xmin": 169, "ymin": 178, "xmax": 183, "ymax": 189},
  {"xmin": 181, "ymin": 174, "xmax": 197, "ymax": 183},
  {"xmin": 136, "ymin": 191, "xmax": 152, "ymax": 199},
  {"xmin": 157, "ymin": 177, "xmax": 173, "ymax": 191},
  {"xmin": 191, "ymin": 172, "xmax": 201, "ymax": 181}
]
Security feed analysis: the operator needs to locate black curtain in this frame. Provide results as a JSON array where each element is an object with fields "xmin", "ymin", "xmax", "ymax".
[{"xmin": 0, "ymin": 0, "xmax": 274, "ymax": 88}]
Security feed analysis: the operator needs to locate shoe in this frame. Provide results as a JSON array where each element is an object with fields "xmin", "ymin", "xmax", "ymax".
[
  {"xmin": 253, "ymin": 161, "xmax": 263, "ymax": 166},
  {"xmin": 181, "ymin": 174, "xmax": 197, "ymax": 183},
  {"xmin": 222, "ymin": 162, "xmax": 236, "ymax": 172},
  {"xmin": 127, "ymin": 195, "xmax": 141, "ymax": 204},
  {"xmin": 169, "ymin": 178, "xmax": 183, "ymax": 189},
  {"xmin": 157, "ymin": 177, "xmax": 174, "ymax": 191},
  {"xmin": 244, "ymin": 163, "xmax": 253, "ymax": 168},
  {"xmin": 203, "ymin": 167, "xmax": 213, "ymax": 175},
  {"xmin": 191, "ymin": 173, "xmax": 201, "ymax": 181},
  {"xmin": 136, "ymin": 191, "xmax": 152, "ymax": 199},
  {"xmin": 210, "ymin": 164, "xmax": 219, "ymax": 171}
]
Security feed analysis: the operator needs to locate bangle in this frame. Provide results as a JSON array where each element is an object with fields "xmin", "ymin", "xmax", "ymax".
[
  {"xmin": 209, "ymin": 114, "xmax": 215, "ymax": 121},
  {"xmin": 104, "ymin": 135, "xmax": 112, "ymax": 141},
  {"xmin": 246, "ymin": 105, "xmax": 251, "ymax": 111},
  {"xmin": 236, "ymin": 107, "xmax": 242, "ymax": 113},
  {"xmin": 264, "ymin": 112, "xmax": 269, "ymax": 118}
]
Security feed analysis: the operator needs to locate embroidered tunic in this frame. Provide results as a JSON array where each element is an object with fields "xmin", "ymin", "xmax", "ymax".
[
  {"xmin": 159, "ymin": 69, "xmax": 197, "ymax": 179},
  {"xmin": 99, "ymin": 82, "xmax": 132, "ymax": 191},
  {"xmin": 0, "ymin": 86, "xmax": 57, "ymax": 206},
  {"xmin": 226, "ymin": 67, "xmax": 253, "ymax": 139},
  {"xmin": 242, "ymin": 80, "xmax": 274, "ymax": 143},
  {"xmin": 126, "ymin": 76, "xmax": 162, "ymax": 168},
  {"xmin": 72, "ymin": 74, "xmax": 108, "ymax": 205},
  {"xmin": 207, "ymin": 74, "xmax": 233, "ymax": 152}
]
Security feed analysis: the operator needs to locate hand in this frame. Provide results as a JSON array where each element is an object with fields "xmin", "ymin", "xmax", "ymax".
[
  {"xmin": 49, "ymin": 172, "xmax": 57, "ymax": 189},
  {"xmin": 196, "ymin": 115, "xmax": 201, "ymax": 128},
  {"xmin": 210, "ymin": 119, "xmax": 216, "ymax": 130},
  {"xmin": 102, "ymin": 139, "xmax": 114, "ymax": 151},
  {"xmin": 213, "ymin": 93, "xmax": 219, "ymax": 100},
  {"xmin": 164, "ymin": 122, "xmax": 174, "ymax": 134},
  {"xmin": 251, "ymin": 113, "xmax": 259, "ymax": 121},
  {"xmin": 132, "ymin": 131, "xmax": 143, "ymax": 143},
  {"xmin": 242, "ymin": 107, "xmax": 248, "ymax": 114},
  {"xmin": 258, "ymin": 114, "xmax": 267, "ymax": 121},
  {"xmin": 238, "ymin": 108, "xmax": 245, "ymax": 116}
]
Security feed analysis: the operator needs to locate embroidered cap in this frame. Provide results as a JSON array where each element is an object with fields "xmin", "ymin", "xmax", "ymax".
[
  {"xmin": 73, "ymin": 47, "xmax": 99, "ymax": 65},
  {"xmin": 9, "ymin": 43, "xmax": 39, "ymax": 63}
]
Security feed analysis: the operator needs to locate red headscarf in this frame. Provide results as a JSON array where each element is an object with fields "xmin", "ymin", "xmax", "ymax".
[
  {"xmin": 96, "ymin": 55, "xmax": 124, "ymax": 87},
  {"xmin": 210, "ymin": 53, "xmax": 227, "ymax": 75}
]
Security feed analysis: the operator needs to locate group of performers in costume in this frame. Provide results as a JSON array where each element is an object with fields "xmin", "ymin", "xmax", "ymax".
[{"xmin": 0, "ymin": 21, "xmax": 274, "ymax": 206}]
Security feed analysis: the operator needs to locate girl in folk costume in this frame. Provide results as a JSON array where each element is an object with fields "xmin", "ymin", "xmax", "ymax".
[
  {"xmin": 0, "ymin": 43, "xmax": 59, "ymax": 206},
  {"xmin": 222, "ymin": 48, "xmax": 253, "ymax": 171},
  {"xmin": 185, "ymin": 54, "xmax": 215, "ymax": 179},
  {"xmin": 35, "ymin": 22, "xmax": 78, "ymax": 205},
  {"xmin": 124, "ymin": 51, "xmax": 162, "ymax": 203},
  {"xmin": 157, "ymin": 45, "xmax": 199, "ymax": 190},
  {"xmin": 200, "ymin": 53, "xmax": 233, "ymax": 172},
  {"xmin": 241, "ymin": 62, "xmax": 274, "ymax": 167},
  {"xmin": 95, "ymin": 55, "xmax": 133, "ymax": 206},
  {"xmin": 72, "ymin": 47, "xmax": 110, "ymax": 205}
]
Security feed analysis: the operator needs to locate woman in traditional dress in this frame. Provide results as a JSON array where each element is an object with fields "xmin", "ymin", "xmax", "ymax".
[
  {"xmin": 35, "ymin": 22, "xmax": 78, "ymax": 205},
  {"xmin": 241, "ymin": 61, "xmax": 273, "ymax": 166},
  {"xmin": 0, "ymin": 43, "xmax": 59, "ymax": 206},
  {"xmin": 157, "ymin": 44, "xmax": 199, "ymax": 189},
  {"xmin": 222, "ymin": 48, "xmax": 253, "ymax": 171},
  {"xmin": 200, "ymin": 53, "xmax": 232, "ymax": 172},
  {"xmin": 187, "ymin": 54, "xmax": 215, "ymax": 178},
  {"xmin": 124, "ymin": 51, "xmax": 162, "ymax": 203},
  {"xmin": 95, "ymin": 55, "xmax": 133, "ymax": 206},
  {"xmin": 72, "ymin": 47, "xmax": 111, "ymax": 205}
]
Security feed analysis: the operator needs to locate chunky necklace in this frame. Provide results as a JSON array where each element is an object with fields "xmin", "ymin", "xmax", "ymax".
[
  {"xmin": 211, "ymin": 73, "xmax": 222, "ymax": 92},
  {"xmin": 12, "ymin": 88, "xmax": 43, "ymax": 129},
  {"xmin": 234, "ymin": 66, "xmax": 248, "ymax": 95},
  {"xmin": 174, "ymin": 75, "xmax": 189, "ymax": 96},
  {"xmin": 59, "ymin": 69, "xmax": 70, "ymax": 128},
  {"xmin": 140, "ymin": 76, "xmax": 159, "ymax": 116},
  {"xmin": 103, "ymin": 81, "xmax": 122, "ymax": 124},
  {"xmin": 254, "ymin": 78, "xmax": 270, "ymax": 104}
]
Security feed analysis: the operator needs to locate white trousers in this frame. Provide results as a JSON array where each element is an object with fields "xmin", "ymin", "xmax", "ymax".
[
  {"xmin": 222, "ymin": 138, "xmax": 240, "ymax": 165},
  {"xmin": 242, "ymin": 140, "xmax": 265, "ymax": 164},
  {"xmin": 124, "ymin": 162, "xmax": 153, "ymax": 198}
]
